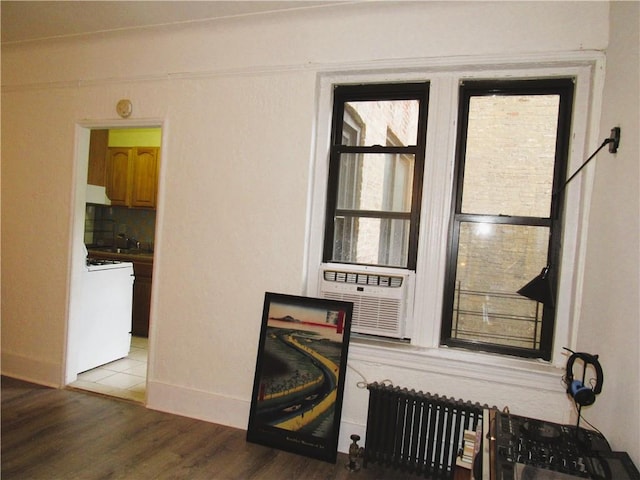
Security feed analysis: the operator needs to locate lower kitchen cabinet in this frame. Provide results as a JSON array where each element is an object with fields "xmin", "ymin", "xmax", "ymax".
[{"xmin": 131, "ymin": 260, "xmax": 152, "ymax": 337}]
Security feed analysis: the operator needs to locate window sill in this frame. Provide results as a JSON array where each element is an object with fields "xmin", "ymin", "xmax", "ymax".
[{"xmin": 347, "ymin": 335, "xmax": 566, "ymax": 393}]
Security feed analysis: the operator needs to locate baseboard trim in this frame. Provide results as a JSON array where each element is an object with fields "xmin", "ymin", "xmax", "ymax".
[
  {"xmin": 146, "ymin": 379, "xmax": 365, "ymax": 455},
  {"xmin": 146, "ymin": 379, "xmax": 250, "ymax": 430},
  {"xmin": 1, "ymin": 351, "xmax": 62, "ymax": 388}
]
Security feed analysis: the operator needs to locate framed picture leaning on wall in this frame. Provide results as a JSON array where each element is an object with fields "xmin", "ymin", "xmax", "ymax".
[{"xmin": 247, "ymin": 292, "xmax": 353, "ymax": 463}]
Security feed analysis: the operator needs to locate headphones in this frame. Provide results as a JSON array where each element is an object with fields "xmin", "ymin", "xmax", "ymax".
[{"xmin": 565, "ymin": 352, "xmax": 604, "ymax": 407}]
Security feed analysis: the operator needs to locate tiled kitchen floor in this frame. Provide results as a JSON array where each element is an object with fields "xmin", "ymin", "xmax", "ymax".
[{"xmin": 70, "ymin": 336, "xmax": 147, "ymax": 403}]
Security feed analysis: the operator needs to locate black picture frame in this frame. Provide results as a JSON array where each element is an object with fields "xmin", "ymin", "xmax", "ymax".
[{"xmin": 247, "ymin": 292, "xmax": 353, "ymax": 463}]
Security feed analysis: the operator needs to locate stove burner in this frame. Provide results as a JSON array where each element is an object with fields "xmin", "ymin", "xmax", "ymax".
[{"xmin": 86, "ymin": 258, "xmax": 122, "ymax": 266}]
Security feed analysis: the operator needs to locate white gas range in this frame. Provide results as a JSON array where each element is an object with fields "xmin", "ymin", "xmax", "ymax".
[{"xmin": 77, "ymin": 255, "xmax": 135, "ymax": 373}]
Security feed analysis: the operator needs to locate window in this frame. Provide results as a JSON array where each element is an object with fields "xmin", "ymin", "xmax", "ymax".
[
  {"xmin": 309, "ymin": 63, "xmax": 595, "ymax": 366},
  {"xmin": 440, "ymin": 79, "xmax": 575, "ymax": 360},
  {"xmin": 323, "ymin": 83, "xmax": 429, "ymax": 269}
]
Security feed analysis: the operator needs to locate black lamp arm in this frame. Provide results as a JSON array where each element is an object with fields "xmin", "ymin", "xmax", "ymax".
[
  {"xmin": 554, "ymin": 128, "xmax": 620, "ymax": 197},
  {"xmin": 554, "ymin": 139, "xmax": 610, "ymax": 197}
]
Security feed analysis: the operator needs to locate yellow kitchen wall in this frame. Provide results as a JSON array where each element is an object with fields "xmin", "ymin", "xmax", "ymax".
[
  {"xmin": 108, "ymin": 128, "xmax": 162, "ymax": 147},
  {"xmin": 2, "ymin": 1, "xmax": 638, "ymax": 463}
]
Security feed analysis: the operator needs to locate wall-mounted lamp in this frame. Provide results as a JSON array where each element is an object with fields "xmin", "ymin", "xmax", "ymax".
[
  {"xmin": 517, "ymin": 127, "xmax": 621, "ymax": 306},
  {"xmin": 517, "ymin": 265, "xmax": 555, "ymax": 307}
]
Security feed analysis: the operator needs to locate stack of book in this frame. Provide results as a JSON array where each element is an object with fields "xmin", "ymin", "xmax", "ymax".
[{"xmin": 456, "ymin": 425, "xmax": 482, "ymax": 473}]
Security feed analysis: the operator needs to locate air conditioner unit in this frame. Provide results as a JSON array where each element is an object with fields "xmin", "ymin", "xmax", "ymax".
[{"xmin": 318, "ymin": 265, "xmax": 414, "ymax": 339}]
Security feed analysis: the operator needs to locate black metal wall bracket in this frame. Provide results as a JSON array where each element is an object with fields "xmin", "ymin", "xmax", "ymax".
[{"xmin": 608, "ymin": 126, "xmax": 621, "ymax": 153}]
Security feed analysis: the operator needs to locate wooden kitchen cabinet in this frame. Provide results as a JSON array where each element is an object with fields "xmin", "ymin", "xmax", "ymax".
[
  {"xmin": 130, "ymin": 148, "xmax": 159, "ymax": 208},
  {"xmin": 87, "ymin": 129, "xmax": 109, "ymax": 186},
  {"xmin": 131, "ymin": 260, "xmax": 153, "ymax": 337},
  {"xmin": 106, "ymin": 147, "xmax": 159, "ymax": 208},
  {"xmin": 106, "ymin": 148, "xmax": 132, "ymax": 205}
]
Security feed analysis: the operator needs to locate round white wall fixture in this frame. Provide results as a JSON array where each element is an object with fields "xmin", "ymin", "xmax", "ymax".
[{"xmin": 116, "ymin": 99, "xmax": 133, "ymax": 118}]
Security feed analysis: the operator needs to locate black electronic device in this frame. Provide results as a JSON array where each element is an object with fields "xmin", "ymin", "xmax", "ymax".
[
  {"xmin": 565, "ymin": 352, "xmax": 604, "ymax": 407},
  {"xmin": 591, "ymin": 451, "xmax": 640, "ymax": 480},
  {"xmin": 490, "ymin": 410, "xmax": 638, "ymax": 480},
  {"xmin": 509, "ymin": 456, "xmax": 640, "ymax": 480}
]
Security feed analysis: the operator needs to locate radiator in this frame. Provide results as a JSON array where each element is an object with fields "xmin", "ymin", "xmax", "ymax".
[{"xmin": 364, "ymin": 383, "xmax": 484, "ymax": 479}]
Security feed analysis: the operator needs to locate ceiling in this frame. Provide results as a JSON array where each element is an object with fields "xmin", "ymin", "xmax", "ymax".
[{"xmin": 1, "ymin": 1, "xmax": 342, "ymax": 44}]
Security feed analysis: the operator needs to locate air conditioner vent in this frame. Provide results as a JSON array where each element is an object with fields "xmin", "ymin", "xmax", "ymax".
[
  {"xmin": 319, "ymin": 267, "xmax": 413, "ymax": 339},
  {"xmin": 323, "ymin": 270, "xmax": 404, "ymax": 288}
]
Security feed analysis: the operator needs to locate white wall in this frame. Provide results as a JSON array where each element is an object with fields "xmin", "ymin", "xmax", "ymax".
[
  {"xmin": 577, "ymin": 1, "xmax": 640, "ymax": 466},
  {"xmin": 3, "ymin": 1, "xmax": 636, "ymax": 459}
]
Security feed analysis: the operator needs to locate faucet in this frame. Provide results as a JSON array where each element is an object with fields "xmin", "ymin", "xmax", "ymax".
[{"xmin": 117, "ymin": 233, "xmax": 140, "ymax": 250}]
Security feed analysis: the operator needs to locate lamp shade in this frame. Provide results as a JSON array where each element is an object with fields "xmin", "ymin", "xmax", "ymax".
[{"xmin": 517, "ymin": 266, "xmax": 554, "ymax": 307}]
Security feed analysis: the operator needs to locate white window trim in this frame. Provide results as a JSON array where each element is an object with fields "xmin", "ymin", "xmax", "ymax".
[{"xmin": 304, "ymin": 52, "xmax": 606, "ymax": 387}]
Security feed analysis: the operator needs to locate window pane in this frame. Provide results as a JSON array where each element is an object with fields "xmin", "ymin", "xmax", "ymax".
[
  {"xmin": 332, "ymin": 216, "xmax": 409, "ymax": 268},
  {"xmin": 451, "ymin": 222, "xmax": 549, "ymax": 348},
  {"xmin": 343, "ymin": 100, "xmax": 420, "ymax": 146},
  {"xmin": 461, "ymin": 95, "xmax": 560, "ymax": 217},
  {"xmin": 326, "ymin": 82, "xmax": 428, "ymax": 271},
  {"xmin": 336, "ymin": 153, "xmax": 414, "ymax": 212},
  {"xmin": 379, "ymin": 218, "xmax": 410, "ymax": 267}
]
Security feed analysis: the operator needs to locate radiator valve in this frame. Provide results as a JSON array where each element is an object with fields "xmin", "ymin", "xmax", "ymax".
[{"xmin": 346, "ymin": 434, "xmax": 365, "ymax": 472}]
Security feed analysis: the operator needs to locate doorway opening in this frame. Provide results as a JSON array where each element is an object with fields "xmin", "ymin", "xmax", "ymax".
[{"xmin": 66, "ymin": 124, "xmax": 162, "ymax": 404}]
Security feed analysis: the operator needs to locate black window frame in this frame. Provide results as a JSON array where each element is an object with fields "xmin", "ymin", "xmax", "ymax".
[
  {"xmin": 440, "ymin": 78, "xmax": 575, "ymax": 360},
  {"xmin": 323, "ymin": 82, "xmax": 429, "ymax": 270}
]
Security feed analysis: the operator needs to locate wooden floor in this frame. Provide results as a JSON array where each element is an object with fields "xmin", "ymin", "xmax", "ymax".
[{"xmin": 1, "ymin": 376, "xmax": 420, "ymax": 480}]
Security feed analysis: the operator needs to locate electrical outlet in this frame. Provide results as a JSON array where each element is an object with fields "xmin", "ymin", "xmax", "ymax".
[{"xmin": 608, "ymin": 127, "xmax": 621, "ymax": 153}]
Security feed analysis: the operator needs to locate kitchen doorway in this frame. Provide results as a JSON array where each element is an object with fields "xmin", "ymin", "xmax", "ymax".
[
  {"xmin": 66, "ymin": 123, "xmax": 163, "ymax": 404},
  {"xmin": 71, "ymin": 336, "xmax": 149, "ymax": 403}
]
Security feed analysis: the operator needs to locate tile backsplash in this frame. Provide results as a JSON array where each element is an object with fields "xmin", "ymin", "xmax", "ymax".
[{"xmin": 85, "ymin": 204, "xmax": 156, "ymax": 250}]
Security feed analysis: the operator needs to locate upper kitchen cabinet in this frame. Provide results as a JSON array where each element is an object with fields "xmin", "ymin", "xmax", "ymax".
[
  {"xmin": 106, "ymin": 147, "xmax": 160, "ymax": 209},
  {"xmin": 106, "ymin": 148, "xmax": 131, "ymax": 205},
  {"xmin": 87, "ymin": 129, "xmax": 109, "ymax": 186},
  {"xmin": 130, "ymin": 148, "xmax": 159, "ymax": 208}
]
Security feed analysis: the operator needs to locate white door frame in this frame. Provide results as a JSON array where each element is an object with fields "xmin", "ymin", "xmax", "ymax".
[{"xmin": 64, "ymin": 119, "xmax": 166, "ymax": 403}]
